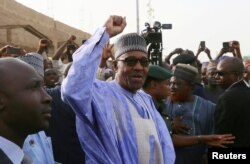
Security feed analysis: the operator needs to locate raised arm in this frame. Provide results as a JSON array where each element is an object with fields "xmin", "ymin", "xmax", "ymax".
[
  {"xmin": 61, "ymin": 16, "xmax": 126, "ymax": 119},
  {"xmin": 52, "ymin": 35, "xmax": 76, "ymax": 60},
  {"xmin": 165, "ymin": 48, "xmax": 183, "ymax": 64},
  {"xmin": 215, "ymin": 42, "xmax": 238, "ymax": 61},
  {"xmin": 196, "ymin": 42, "xmax": 212, "ymax": 61},
  {"xmin": 232, "ymin": 40, "xmax": 242, "ymax": 60},
  {"xmin": 37, "ymin": 39, "xmax": 50, "ymax": 60},
  {"xmin": 214, "ymin": 47, "xmax": 233, "ymax": 61}
]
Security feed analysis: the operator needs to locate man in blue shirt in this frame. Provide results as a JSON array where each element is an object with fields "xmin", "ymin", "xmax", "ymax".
[{"xmin": 61, "ymin": 15, "xmax": 175, "ymax": 164}]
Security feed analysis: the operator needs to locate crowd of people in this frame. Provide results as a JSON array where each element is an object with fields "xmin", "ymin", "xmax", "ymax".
[{"xmin": 0, "ymin": 15, "xmax": 250, "ymax": 164}]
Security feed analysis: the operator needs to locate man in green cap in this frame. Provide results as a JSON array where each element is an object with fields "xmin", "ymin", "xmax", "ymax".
[{"xmin": 143, "ymin": 65, "xmax": 173, "ymax": 132}]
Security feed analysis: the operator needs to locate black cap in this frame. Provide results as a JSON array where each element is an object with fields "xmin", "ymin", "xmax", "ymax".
[{"xmin": 173, "ymin": 50, "xmax": 196, "ymax": 65}]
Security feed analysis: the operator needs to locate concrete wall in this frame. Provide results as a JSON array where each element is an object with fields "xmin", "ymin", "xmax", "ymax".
[{"xmin": 0, "ymin": 0, "xmax": 91, "ymax": 55}]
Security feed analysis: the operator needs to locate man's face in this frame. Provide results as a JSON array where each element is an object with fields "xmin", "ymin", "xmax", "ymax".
[
  {"xmin": 2, "ymin": 62, "xmax": 52, "ymax": 135},
  {"xmin": 243, "ymin": 67, "xmax": 250, "ymax": 83},
  {"xmin": 207, "ymin": 68, "xmax": 218, "ymax": 86},
  {"xmin": 216, "ymin": 62, "xmax": 237, "ymax": 89},
  {"xmin": 44, "ymin": 68, "xmax": 59, "ymax": 88},
  {"xmin": 169, "ymin": 76, "xmax": 192, "ymax": 102},
  {"xmin": 114, "ymin": 51, "xmax": 149, "ymax": 93},
  {"xmin": 154, "ymin": 79, "xmax": 170, "ymax": 100},
  {"xmin": 201, "ymin": 68, "xmax": 208, "ymax": 85}
]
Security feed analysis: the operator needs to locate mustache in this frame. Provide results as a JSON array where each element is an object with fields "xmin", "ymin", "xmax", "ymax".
[{"xmin": 131, "ymin": 72, "xmax": 144, "ymax": 77}]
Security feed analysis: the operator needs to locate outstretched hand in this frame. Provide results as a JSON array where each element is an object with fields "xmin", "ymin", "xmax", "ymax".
[
  {"xmin": 202, "ymin": 134, "xmax": 235, "ymax": 148},
  {"xmin": 104, "ymin": 15, "xmax": 127, "ymax": 38}
]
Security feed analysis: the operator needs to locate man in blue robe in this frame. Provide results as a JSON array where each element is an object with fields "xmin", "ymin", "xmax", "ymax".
[
  {"xmin": 61, "ymin": 16, "xmax": 175, "ymax": 164},
  {"xmin": 165, "ymin": 63, "xmax": 215, "ymax": 164}
]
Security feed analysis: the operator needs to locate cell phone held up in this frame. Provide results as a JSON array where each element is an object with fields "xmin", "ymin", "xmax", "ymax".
[
  {"xmin": 40, "ymin": 39, "xmax": 50, "ymax": 48},
  {"xmin": 6, "ymin": 46, "xmax": 21, "ymax": 55},
  {"xmin": 200, "ymin": 41, "xmax": 205, "ymax": 50},
  {"xmin": 222, "ymin": 42, "xmax": 232, "ymax": 49},
  {"xmin": 67, "ymin": 44, "xmax": 77, "ymax": 51}
]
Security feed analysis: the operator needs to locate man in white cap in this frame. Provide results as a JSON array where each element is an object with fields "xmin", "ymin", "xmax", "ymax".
[{"xmin": 61, "ymin": 16, "xmax": 175, "ymax": 163}]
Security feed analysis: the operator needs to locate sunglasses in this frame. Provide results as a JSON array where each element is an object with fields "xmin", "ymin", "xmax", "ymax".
[
  {"xmin": 116, "ymin": 56, "xmax": 150, "ymax": 67},
  {"xmin": 216, "ymin": 71, "xmax": 235, "ymax": 76}
]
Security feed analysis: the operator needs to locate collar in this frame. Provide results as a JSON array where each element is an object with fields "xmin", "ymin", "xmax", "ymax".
[
  {"xmin": 243, "ymin": 80, "xmax": 250, "ymax": 88},
  {"xmin": 0, "ymin": 136, "xmax": 24, "ymax": 163},
  {"xmin": 226, "ymin": 79, "xmax": 249, "ymax": 91},
  {"xmin": 113, "ymin": 81, "xmax": 139, "ymax": 99}
]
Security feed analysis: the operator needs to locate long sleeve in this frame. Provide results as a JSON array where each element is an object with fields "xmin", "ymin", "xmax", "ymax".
[
  {"xmin": 61, "ymin": 27, "xmax": 109, "ymax": 123},
  {"xmin": 60, "ymin": 27, "xmax": 176, "ymax": 164}
]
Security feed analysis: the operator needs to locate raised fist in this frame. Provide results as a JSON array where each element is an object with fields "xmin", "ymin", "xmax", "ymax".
[
  {"xmin": 113, "ymin": 16, "xmax": 123, "ymax": 26},
  {"xmin": 104, "ymin": 15, "xmax": 126, "ymax": 38}
]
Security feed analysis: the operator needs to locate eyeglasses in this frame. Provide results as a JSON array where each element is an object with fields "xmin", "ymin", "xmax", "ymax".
[{"xmin": 116, "ymin": 56, "xmax": 150, "ymax": 67}]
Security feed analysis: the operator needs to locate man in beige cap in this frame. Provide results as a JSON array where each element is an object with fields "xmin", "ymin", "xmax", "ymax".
[{"xmin": 166, "ymin": 63, "xmax": 216, "ymax": 164}]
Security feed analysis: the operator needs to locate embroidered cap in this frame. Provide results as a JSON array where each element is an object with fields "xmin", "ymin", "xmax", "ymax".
[
  {"xmin": 173, "ymin": 63, "xmax": 198, "ymax": 83},
  {"xmin": 17, "ymin": 52, "xmax": 44, "ymax": 77},
  {"xmin": 114, "ymin": 33, "xmax": 147, "ymax": 59}
]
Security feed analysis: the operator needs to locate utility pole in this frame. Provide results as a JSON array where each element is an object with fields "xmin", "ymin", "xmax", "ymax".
[
  {"xmin": 136, "ymin": 0, "xmax": 140, "ymax": 34},
  {"xmin": 147, "ymin": 0, "xmax": 154, "ymax": 25}
]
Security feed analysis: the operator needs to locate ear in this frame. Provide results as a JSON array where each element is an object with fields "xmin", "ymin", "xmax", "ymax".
[
  {"xmin": 112, "ymin": 61, "xmax": 118, "ymax": 73},
  {"xmin": 150, "ymin": 81, "xmax": 158, "ymax": 89},
  {"xmin": 232, "ymin": 72, "xmax": 241, "ymax": 81},
  {"xmin": 0, "ymin": 93, "xmax": 7, "ymax": 112}
]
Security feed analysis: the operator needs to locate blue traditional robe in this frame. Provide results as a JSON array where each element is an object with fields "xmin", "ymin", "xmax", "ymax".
[
  {"xmin": 165, "ymin": 96, "xmax": 215, "ymax": 164},
  {"xmin": 61, "ymin": 27, "xmax": 175, "ymax": 164}
]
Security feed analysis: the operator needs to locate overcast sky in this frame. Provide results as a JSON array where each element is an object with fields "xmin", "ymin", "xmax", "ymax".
[{"xmin": 16, "ymin": 0, "xmax": 250, "ymax": 62}]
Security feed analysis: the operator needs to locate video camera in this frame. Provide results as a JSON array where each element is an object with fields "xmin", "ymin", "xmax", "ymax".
[{"xmin": 141, "ymin": 21, "xmax": 172, "ymax": 66}]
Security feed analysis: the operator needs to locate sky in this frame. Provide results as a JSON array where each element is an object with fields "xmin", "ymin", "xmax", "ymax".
[{"xmin": 16, "ymin": 0, "xmax": 250, "ymax": 62}]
